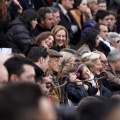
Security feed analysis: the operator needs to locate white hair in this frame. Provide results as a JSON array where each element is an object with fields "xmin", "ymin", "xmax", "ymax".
[
  {"xmin": 107, "ymin": 49, "xmax": 120, "ymax": 62},
  {"xmin": 108, "ymin": 32, "xmax": 119, "ymax": 44}
]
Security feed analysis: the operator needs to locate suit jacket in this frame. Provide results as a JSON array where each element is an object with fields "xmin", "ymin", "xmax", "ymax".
[
  {"xmin": 105, "ymin": 64, "xmax": 120, "ymax": 90},
  {"xmin": 55, "ymin": 4, "xmax": 81, "ymax": 46}
]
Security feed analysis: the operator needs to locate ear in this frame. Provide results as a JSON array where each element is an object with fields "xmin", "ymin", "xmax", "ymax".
[
  {"xmin": 99, "ymin": 19, "xmax": 103, "ymax": 23},
  {"xmin": 38, "ymin": 57, "xmax": 44, "ymax": 64},
  {"xmin": 41, "ymin": 18, "xmax": 45, "ymax": 24},
  {"xmin": 10, "ymin": 74, "xmax": 19, "ymax": 83},
  {"xmin": 115, "ymin": 59, "xmax": 119, "ymax": 63}
]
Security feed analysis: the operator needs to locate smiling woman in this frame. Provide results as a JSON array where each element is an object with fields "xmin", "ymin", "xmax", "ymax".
[
  {"xmin": 33, "ymin": 31, "xmax": 54, "ymax": 49},
  {"xmin": 51, "ymin": 25, "xmax": 69, "ymax": 52}
]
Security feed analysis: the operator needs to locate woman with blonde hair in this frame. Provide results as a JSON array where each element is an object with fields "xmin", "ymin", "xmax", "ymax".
[
  {"xmin": 33, "ymin": 31, "xmax": 54, "ymax": 49},
  {"xmin": 59, "ymin": 51, "xmax": 76, "ymax": 73},
  {"xmin": 81, "ymin": 52, "xmax": 111, "ymax": 96},
  {"xmin": 51, "ymin": 25, "xmax": 69, "ymax": 52}
]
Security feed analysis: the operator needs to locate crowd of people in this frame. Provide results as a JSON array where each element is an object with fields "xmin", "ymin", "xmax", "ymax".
[{"xmin": 0, "ymin": 0, "xmax": 120, "ymax": 120}]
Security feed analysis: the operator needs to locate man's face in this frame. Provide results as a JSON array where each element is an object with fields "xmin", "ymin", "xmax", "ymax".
[
  {"xmin": 42, "ymin": 13, "xmax": 53, "ymax": 29},
  {"xmin": 108, "ymin": 14, "xmax": 116, "ymax": 29},
  {"xmin": 48, "ymin": 57, "xmax": 61, "ymax": 73},
  {"xmin": 100, "ymin": 25, "xmax": 108, "ymax": 40},
  {"xmin": 63, "ymin": 0, "xmax": 74, "ymax": 10},
  {"xmin": 41, "ymin": 56, "xmax": 50, "ymax": 72},
  {"xmin": 53, "ymin": 12, "xmax": 61, "ymax": 27},
  {"xmin": 99, "ymin": 15, "xmax": 111, "ymax": 27},
  {"xmin": 88, "ymin": 0, "xmax": 98, "ymax": 13},
  {"xmin": 19, "ymin": 64, "xmax": 35, "ymax": 82},
  {"xmin": 98, "ymin": 3, "xmax": 107, "ymax": 10},
  {"xmin": 100, "ymin": 53, "xmax": 108, "ymax": 70}
]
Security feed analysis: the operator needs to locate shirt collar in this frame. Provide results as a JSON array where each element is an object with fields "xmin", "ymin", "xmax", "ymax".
[{"xmin": 58, "ymin": 4, "xmax": 67, "ymax": 15}]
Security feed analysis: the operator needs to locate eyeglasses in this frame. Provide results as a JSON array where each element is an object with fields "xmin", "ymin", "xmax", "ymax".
[
  {"xmin": 116, "ymin": 40, "xmax": 120, "ymax": 44},
  {"xmin": 101, "ymin": 60, "xmax": 108, "ymax": 64}
]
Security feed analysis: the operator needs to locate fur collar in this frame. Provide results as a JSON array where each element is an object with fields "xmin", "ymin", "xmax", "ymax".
[{"xmin": 70, "ymin": 9, "xmax": 86, "ymax": 30}]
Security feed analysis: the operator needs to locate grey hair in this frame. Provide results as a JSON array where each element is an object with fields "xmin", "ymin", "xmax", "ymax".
[
  {"xmin": 107, "ymin": 49, "xmax": 120, "ymax": 62},
  {"xmin": 108, "ymin": 32, "xmax": 119, "ymax": 44}
]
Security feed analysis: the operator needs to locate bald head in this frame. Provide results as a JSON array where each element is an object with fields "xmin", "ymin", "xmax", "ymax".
[{"xmin": 0, "ymin": 64, "xmax": 8, "ymax": 87}]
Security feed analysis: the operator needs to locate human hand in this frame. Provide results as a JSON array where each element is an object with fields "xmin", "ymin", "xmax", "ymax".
[
  {"xmin": 13, "ymin": 0, "xmax": 23, "ymax": 13},
  {"xmin": 84, "ymin": 84, "xmax": 89, "ymax": 91}
]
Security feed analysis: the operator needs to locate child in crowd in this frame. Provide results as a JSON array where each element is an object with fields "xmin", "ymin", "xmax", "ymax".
[{"xmin": 60, "ymin": 66, "xmax": 89, "ymax": 105}]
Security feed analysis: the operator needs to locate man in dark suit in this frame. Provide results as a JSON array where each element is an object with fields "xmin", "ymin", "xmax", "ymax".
[{"xmin": 54, "ymin": 0, "xmax": 80, "ymax": 46}]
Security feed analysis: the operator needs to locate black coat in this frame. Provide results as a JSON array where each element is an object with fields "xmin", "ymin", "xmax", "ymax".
[
  {"xmin": 34, "ymin": 64, "xmax": 44, "ymax": 82},
  {"xmin": 55, "ymin": 4, "xmax": 81, "ymax": 46},
  {"xmin": 98, "ymin": 41, "xmax": 110, "ymax": 56},
  {"xmin": 66, "ymin": 82, "xmax": 88, "ymax": 104},
  {"xmin": 35, "ymin": 25, "xmax": 51, "ymax": 36},
  {"xmin": 6, "ymin": 18, "xmax": 34, "ymax": 53}
]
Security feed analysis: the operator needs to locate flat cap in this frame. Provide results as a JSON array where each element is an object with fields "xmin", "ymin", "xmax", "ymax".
[{"xmin": 47, "ymin": 49, "xmax": 63, "ymax": 57}]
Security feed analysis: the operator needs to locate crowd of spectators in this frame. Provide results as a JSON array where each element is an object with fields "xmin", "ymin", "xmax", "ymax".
[{"xmin": 0, "ymin": 0, "xmax": 120, "ymax": 120}]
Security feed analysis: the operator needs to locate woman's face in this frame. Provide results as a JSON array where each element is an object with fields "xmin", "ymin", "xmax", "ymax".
[
  {"xmin": 41, "ymin": 39, "xmax": 49, "ymax": 48},
  {"xmin": 65, "ymin": 57, "xmax": 75, "ymax": 67},
  {"xmin": 90, "ymin": 59, "xmax": 102, "ymax": 75},
  {"xmin": 47, "ymin": 35, "xmax": 54, "ymax": 49},
  {"xmin": 31, "ymin": 18, "xmax": 38, "ymax": 29},
  {"xmin": 95, "ymin": 34, "xmax": 100, "ymax": 47},
  {"xmin": 82, "ymin": 66, "xmax": 92, "ymax": 79},
  {"xmin": 54, "ymin": 29, "xmax": 66, "ymax": 47},
  {"xmin": 77, "ymin": 0, "xmax": 87, "ymax": 13}
]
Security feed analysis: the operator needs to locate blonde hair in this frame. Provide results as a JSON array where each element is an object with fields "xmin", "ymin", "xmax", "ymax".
[
  {"xmin": 59, "ymin": 51, "xmax": 75, "ymax": 72},
  {"xmin": 51, "ymin": 25, "xmax": 69, "ymax": 48},
  {"xmin": 81, "ymin": 52, "xmax": 100, "ymax": 68}
]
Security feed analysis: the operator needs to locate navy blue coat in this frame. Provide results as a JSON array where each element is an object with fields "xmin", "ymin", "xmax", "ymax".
[{"xmin": 66, "ymin": 82, "xmax": 88, "ymax": 104}]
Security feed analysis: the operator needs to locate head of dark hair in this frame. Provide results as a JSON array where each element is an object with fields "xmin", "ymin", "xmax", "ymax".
[
  {"xmin": 78, "ymin": 29, "xmax": 99, "ymax": 51},
  {"xmin": 51, "ymin": 7, "xmax": 60, "ymax": 13},
  {"xmin": 76, "ymin": 96, "xmax": 106, "ymax": 120},
  {"xmin": 94, "ymin": 23, "xmax": 106, "ymax": 32},
  {"xmin": 75, "ymin": 63, "xmax": 86, "ymax": 80},
  {"xmin": 58, "ymin": 0, "xmax": 62, "ymax": 4},
  {"xmin": 37, "ymin": 7, "xmax": 52, "ymax": 23},
  {"xmin": 98, "ymin": 98, "xmax": 120, "ymax": 120},
  {"xmin": 28, "ymin": 47, "xmax": 49, "ymax": 62},
  {"xmin": 97, "ymin": 0, "xmax": 107, "ymax": 5},
  {"xmin": 19, "ymin": 9, "xmax": 38, "ymax": 30},
  {"xmin": 0, "ymin": 82, "xmax": 43, "ymax": 120},
  {"xmin": 4, "ymin": 56, "xmax": 34, "ymax": 79},
  {"xmin": 73, "ymin": 0, "xmax": 82, "ymax": 9},
  {"xmin": 95, "ymin": 10, "xmax": 110, "ymax": 22}
]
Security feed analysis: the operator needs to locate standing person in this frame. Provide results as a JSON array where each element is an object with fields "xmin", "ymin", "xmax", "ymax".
[
  {"xmin": 54, "ymin": 0, "xmax": 80, "ymax": 46},
  {"xmin": 6, "ymin": 9, "xmax": 38, "ymax": 53},
  {"xmin": 51, "ymin": 25, "xmax": 69, "ymax": 51}
]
